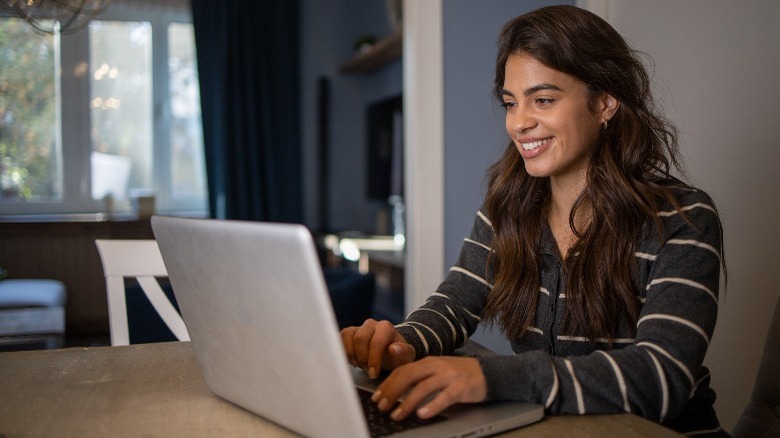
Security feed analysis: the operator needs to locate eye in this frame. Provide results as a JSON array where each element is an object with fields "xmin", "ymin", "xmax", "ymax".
[
  {"xmin": 501, "ymin": 100, "xmax": 517, "ymax": 111},
  {"xmin": 535, "ymin": 97, "xmax": 555, "ymax": 106}
]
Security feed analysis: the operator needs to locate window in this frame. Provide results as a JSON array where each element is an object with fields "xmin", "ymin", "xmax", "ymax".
[
  {"xmin": 0, "ymin": 3, "xmax": 207, "ymax": 218},
  {"xmin": 0, "ymin": 20, "xmax": 58, "ymax": 202}
]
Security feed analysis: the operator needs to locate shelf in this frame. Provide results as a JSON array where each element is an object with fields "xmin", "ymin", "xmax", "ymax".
[{"xmin": 339, "ymin": 31, "xmax": 402, "ymax": 74}]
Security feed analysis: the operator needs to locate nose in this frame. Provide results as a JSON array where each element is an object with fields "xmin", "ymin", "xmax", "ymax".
[{"xmin": 506, "ymin": 106, "xmax": 536, "ymax": 134}]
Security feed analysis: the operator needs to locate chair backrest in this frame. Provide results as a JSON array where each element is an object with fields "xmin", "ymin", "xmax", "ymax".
[
  {"xmin": 732, "ymin": 295, "xmax": 780, "ymax": 438},
  {"xmin": 95, "ymin": 239, "xmax": 190, "ymax": 346}
]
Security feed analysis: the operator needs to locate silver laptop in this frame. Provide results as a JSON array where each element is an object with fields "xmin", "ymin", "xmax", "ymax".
[{"xmin": 151, "ymin": 215, "xmax": 543, "ymax": 438}]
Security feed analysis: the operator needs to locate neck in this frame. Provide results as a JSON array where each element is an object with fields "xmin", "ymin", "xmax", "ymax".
[
  {"xmin": 549, "ymin": 172, "xmax": 587, "ymax": 221},
  {"xmin": 548, "ymin": 173, "xmax": 591, "ymax": 258}
]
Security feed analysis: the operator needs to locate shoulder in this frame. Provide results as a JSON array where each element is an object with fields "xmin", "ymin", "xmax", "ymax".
[
  {"xmin": 644, "ymin": 184, "xmax": 723, "ymax": 250},
  {"xmin": 656, "ymin": 184, "xmax": 718, "ymax": 215}
]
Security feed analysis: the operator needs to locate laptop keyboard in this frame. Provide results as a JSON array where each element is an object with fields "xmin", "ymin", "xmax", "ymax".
[{"xmin": 358, "ymin": 388, "xmax": 445, "ymax": 437}]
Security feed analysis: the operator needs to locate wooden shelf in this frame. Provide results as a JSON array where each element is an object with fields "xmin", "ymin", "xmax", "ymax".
[{"xmin": 339, "ymin": 32, "xmax": 402, "ymax": 74}]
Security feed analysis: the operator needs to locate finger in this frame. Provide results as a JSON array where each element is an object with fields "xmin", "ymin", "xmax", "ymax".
[
  {"xmin": 366, "ymin": 321, "xmax": 398, "ymax": 378},
  {"xmin": 352, "ymin": 319, "xmax": 378, "ymax": 371},
  {"xmin": 387, "ymin": 342, "xmax": 416, "ymax": 368},
  {"xmin": 374, "ymin": 361, "xmax": 435, "ymax": 412},
  {"xmin": 389, "ymin": 370, "xmax": 449, "ymax": 421},
  {"xmin": 340, "ymin": 327, "xmax": 359, "ymax": 367},
  {"xmin": 414, "ymin": 385, "xmax": 460, "ymax": 420}
]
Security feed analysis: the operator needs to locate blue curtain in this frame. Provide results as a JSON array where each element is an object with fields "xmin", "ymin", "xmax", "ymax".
[{"xmin": 191, "ymin": 0, "xmax": 302, "ymax": 222}]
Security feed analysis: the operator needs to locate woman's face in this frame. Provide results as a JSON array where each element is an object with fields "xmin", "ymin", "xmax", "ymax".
[{"xmin": 502, "ymin": 53, "xmax": 615, "ymax": 186}]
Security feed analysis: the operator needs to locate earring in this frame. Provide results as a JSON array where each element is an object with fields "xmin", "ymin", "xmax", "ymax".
[{"xmin": 603, "ymin": 119, "xmax": 608, "ymax": 130}]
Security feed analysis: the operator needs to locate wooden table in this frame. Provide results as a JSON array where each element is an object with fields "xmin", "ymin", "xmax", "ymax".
[{"xmin": 0, "ymin": 342, "xmax": 682, "ymax": 437}]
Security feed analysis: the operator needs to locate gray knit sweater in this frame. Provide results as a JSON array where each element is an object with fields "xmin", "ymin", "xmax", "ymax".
[{"xmin": 395, "ymin": 187, "xmax": 725, "ymax": 436}]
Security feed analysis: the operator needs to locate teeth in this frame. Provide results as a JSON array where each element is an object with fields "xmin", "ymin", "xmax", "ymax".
[{"xmin": 521, "ymin": 138, "xmax": 550, "ymax": 150}]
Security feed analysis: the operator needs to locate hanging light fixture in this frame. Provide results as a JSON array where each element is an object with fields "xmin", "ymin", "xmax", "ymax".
[{"xmin": 1, "ymin": 0, "xmax": 111, "ymax": 35}]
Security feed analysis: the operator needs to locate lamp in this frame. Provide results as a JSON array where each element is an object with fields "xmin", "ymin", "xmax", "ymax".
[{"xmin": 1, "ymin": 0, "xmax": 110, "ymax": 35}]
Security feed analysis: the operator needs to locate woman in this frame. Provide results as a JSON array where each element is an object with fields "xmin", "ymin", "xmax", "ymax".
[{"xmin": 341, "ymin": 5, "xmax": 726, "ymax": 436}]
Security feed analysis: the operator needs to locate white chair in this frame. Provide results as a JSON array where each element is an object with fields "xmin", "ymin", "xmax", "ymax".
[{"xmin": 95, "ymin": 239, "xmax": 189, "ymax": 346}]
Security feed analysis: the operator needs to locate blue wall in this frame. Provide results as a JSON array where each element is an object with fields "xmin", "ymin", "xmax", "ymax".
[{"xmin": 300, "ymin": 0, "xmax": 402, "ymax": 234}]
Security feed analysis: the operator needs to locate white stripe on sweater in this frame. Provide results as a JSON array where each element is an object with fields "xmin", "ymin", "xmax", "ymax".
[
  {"xmin": 404, "ymin": 322, "xmax": 441, "ymax": 355},
  {"xmin": 545, "ymin": 361, "xmax": 559, "ymax": 409},
  {"xmin": 464, "ymin": 237, "xmax": 491, "ymax": 252},
  {"xmin": 638, "ymin": 314, "xmax": 710, "ymax": 345},
  {"xmin": 416, "ymin": 308, "xmax": 457, "ymax": 341},
  {"xmin": 557, "ymin": 335, "xmax": 634, "ymax": 344},
  {"xmin": 687, "ymin": 426, "xmax": 724, "ymax": 436},
  {"xmin": 635, "ymin": 252, "xmax": 657, "ymax": 261},
  {"xmin": 646, "ymin": 277, "xmax": 718, "ymax": 304},
  {"xmin": 450, "ymin": 266, "xmax": 493, "ymax": 289},
  {"xmin": 477, "ymin": 210, "xmax": 492, "ymax": 228},
  {"xmin": 429, "ymin": 291, "xmax": 482, "ymax": 322},
  {"xmin": 527, "ymin": 326, "xmax": 544, "ymax": 335},
  {"xmin": 636, "ymin": 341, "xmax": 695, "ymax": 387},
  {"xmin": 402, "ymin": 324, "xmax": 429, "ymax": 355},
  {"xmin": 657, "ymin": 202, "xmax": 716, "ymax": 217},
  {"xmin": 667, "ymin": 238, "xmax": 723, "ymax": 267},
  {"xmin": 667, "ymin": 238, "xmax": 720, "ymax": 259},
  {"xmin": 445, "ymin": 304, "xmax": 469, "ymax": 339},
  {"xmin": 646, "ymin": 350, "xmax": 669, "ymax": 421},
  {"xmin": 563, "ymin": 359, "xmax": 585, "ymax": 414},
  {"xmin": 596, "ymin": 351, "xmax": 630, "ymax": 412},
  {"xmin": 430, "ymin": 291, "xmax": 451, "ymax": 300}
]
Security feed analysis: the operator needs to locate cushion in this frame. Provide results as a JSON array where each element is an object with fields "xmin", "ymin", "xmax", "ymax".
[{"xmin": 0, "ymin": 279, "xmax": 67, "ymax": 308}]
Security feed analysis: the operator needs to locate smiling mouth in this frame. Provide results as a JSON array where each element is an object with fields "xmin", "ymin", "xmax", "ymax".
[{"xmin": 520, "ymin": 137, "xmax": 552, "ymax": 151}]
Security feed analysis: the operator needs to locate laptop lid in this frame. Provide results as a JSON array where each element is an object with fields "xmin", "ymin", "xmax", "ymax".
[{"xmin": 151, "ymin": 216, "xmax": 543, "ymax": 438}]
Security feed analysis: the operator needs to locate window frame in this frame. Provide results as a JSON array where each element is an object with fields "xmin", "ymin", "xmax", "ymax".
[{"xmin": 0, "ymin": 4, "xmax": 206, "ymax": 218}]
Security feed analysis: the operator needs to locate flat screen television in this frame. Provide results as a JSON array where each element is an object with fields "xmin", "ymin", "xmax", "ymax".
[{"xmin": 366, "ymin": 94, "xmax": 402, "ymax": 201}]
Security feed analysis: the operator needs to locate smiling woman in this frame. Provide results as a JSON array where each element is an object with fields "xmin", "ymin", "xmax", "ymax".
[{"xmin": 341, "ymin": 5, "xmax": 728, "ymax": 437}]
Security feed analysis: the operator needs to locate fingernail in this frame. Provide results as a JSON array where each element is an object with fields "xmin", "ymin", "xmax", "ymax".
[
  {"xmin": 391, "ymin": 407, "xmax": 403, "ymax": 420},
  {"xmin": 417, "ymin": 406, "xmax": 429, "ymax": 419},
  {"xmin": 371, "ymin": 389, "xmax": 382, "ymax": 403},
  {"xmin": 368, "ymin": 367, "xmax": 377, "ymax": 379},
  {"xmin": 378, "ymin": 398, "xmax": 390, "ymax": 411}
]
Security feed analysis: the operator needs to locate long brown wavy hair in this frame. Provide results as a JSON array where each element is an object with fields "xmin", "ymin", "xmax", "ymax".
[{"xmin": 482, "ymin": 6, "xmax": 685, "ymax": 342}]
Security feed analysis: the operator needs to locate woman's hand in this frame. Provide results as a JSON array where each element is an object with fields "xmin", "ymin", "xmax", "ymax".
[
  {"xmin": 340, "ymin": 319, "xmax": 416, "ymax": 379},
  {"xmin": 372, "ymin": 356, "xmax": 488, "ymax": 421}
]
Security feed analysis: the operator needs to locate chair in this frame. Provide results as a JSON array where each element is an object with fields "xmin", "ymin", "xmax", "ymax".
[
  {"xmin": 732, "ymin": 295, "xmax": 780, "ymax": 438},
  {"xmin": 95, "ymin": 239, "xmax": 189, "ymax": 346}
]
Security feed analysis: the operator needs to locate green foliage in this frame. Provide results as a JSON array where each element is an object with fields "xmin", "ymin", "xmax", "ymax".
[{"xmin": 0, "ymin": 19, "xmax": 57, "ymax": 199}]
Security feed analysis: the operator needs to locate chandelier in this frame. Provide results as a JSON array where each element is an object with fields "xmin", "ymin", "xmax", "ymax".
[{"xmin": 1, "ymin": 0, "xmax": 111, "ymax": 35}]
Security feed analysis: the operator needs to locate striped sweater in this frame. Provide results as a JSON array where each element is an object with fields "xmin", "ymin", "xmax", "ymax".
[{"xmin": 395, "ymin": 187, "xmax": 726, "ymax": 436}]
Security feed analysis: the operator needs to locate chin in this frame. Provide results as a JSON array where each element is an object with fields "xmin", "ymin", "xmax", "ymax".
[{"xmin": 522, "ymin": 163, "xmax": 551, "ymax": 178}]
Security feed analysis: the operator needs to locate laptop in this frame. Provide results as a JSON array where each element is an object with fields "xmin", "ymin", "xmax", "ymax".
[{"xmin": 151, "ymin": 216, "xmax": 543, "ymax": 438}]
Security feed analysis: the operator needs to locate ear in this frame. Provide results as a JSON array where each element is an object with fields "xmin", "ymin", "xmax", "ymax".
[{"xmin": 598, "ymin": 93, "xmax": 620, "ymax": 124}]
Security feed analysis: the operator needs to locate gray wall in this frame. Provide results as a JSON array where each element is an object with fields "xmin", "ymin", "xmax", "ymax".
[
  {"xmin": 300, "ymin": 0, "xmax": 402, "ymax": 234},
  {"xmin": 589, "ymin": 0, "xmax": 780, "ymax": 430}
]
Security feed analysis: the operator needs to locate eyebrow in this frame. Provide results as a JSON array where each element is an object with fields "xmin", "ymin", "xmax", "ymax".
[{"xmin": 501, "ymin": 83, "xmax": 563, "ymax": 98}]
